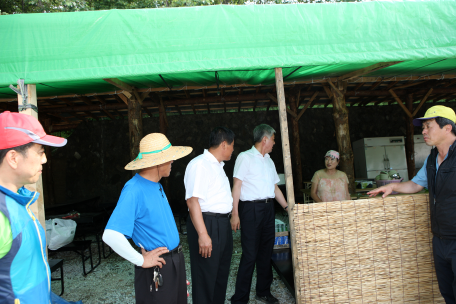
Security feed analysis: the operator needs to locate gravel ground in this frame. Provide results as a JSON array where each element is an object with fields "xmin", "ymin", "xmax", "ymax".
[{"xmin": 49, "ymin": 213, "xmax": 295, "ymax": 304}]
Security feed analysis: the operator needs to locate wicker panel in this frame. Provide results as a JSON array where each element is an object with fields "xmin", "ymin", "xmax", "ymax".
[{"xmin": 294, "ymin": 194, "xmax": 444, "ymax": 303}]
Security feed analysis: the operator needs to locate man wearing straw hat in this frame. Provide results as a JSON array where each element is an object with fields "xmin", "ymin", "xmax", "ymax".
[
  {"xmin": 103, "ymin": 133, "xmax": 192, "ymax": 304},
  {"xmin": 184, "ymin": 126, "xmax": 235, "ymax": 304},
  {"xmin": 0, "ymin": 111, "xmax": 67, "ymax": 304},
  {"xmin": 368, "ymin": 105, "xmax": 456, "ymax": 303},
  {"xmin": 230, "ymin": 124, "xmax": 288, "ymax": 304}
]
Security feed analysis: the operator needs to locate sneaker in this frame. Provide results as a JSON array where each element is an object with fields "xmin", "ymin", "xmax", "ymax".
[{"xmin": 255, "ymin": 294, "xmax": 279, "ymax": 304}]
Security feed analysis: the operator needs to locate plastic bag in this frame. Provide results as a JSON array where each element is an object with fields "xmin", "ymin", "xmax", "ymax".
[
  {"xmin": 51, "ymin": 292, "xmax": 83, "ymax": 304},
  {"xmin": 45, "ymin": 219, "xmax": 77, "ymax": 250}
]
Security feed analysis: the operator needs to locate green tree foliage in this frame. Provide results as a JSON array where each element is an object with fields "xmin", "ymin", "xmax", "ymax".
[{"xmin": 1, "ymin": 0, "xmax": 351, "ymax": 14}]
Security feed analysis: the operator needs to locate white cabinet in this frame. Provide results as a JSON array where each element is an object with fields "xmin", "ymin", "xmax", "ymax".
[{"xmin": 353, "ymin": 137, "xmax": 409, "ymax": 181}]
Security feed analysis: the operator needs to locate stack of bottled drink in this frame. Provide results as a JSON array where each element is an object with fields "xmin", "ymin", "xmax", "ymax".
[{"xmin": 274, "ymin": 220, "xmax": 289, "ymax": 246}]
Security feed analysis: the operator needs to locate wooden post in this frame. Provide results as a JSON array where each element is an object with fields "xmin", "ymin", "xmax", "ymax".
[
  {"xmin": 288, "ymin": 90, "xmax": 303, "ymax": 196},
  {"xmin": 42, "ymin": 117, "xmax": 55, "ymax": 207},
  {"xmin": 274, "ymin": 68, "xmax": 302, "ymax": 303},
  {"xmin": 158, "ymin": 96, "xmax": 170, "ymax": 197},
  {"xmin": 159, "ymin": 96, "xmax": 168, "ymax": 135},
  {"xmin": 329, "ymin": 80, "xmax": 356, "ymax": 194},
  {"xmin": 127, "ymin": 95, "xmax": 143, "ymax": 164},
  {"xmin": 405, "ymin": 94, "xmax": 416, "ymax": 179},
  {"xmin": 17, "ymin": 84, "xmax": 46, "ymax": 229}
]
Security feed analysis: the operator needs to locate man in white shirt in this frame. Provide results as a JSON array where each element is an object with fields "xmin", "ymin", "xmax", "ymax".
[
  {"xmin": 184, "ymin": 126, "xmax": 235, "ymax": 304},
  {"xmin": 230, "ymin": 124, "xmax": 288, "ymax": 304}
]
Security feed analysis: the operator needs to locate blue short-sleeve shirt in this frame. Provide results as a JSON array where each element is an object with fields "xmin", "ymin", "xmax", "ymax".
[
  {"xmin": 412, "ymin": 150, "xmax": 449, "ymax": 189},
  {"xmin": 105, "ymin": 174, "xmax": 179, "ymax": 251}
]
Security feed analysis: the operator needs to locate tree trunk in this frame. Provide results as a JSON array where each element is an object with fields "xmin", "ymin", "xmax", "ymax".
[
  {"xmin": 405, "ymin": 94, "xmax": 416, "ymax": 179},
  {"xmin": 288, "ymin": 91, "xmax": 303, "ymax": 196},
  {"xmin": 158, "ymin": 101, "xmax": 170, "ymax": 198},
  {"xmin": 330, "ymin": 80, "xmax": 356, "ymax": 194},
  {"xmin": 128, "ymin": 96, "xmax": 143, "ymax": 169}
]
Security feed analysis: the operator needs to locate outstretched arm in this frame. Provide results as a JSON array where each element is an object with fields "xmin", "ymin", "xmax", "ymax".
[{"xmin": 367, "ymin": 181, "xmax": 424, "ymax": 198}]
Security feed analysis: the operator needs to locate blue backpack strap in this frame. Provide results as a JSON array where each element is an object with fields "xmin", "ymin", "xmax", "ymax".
[{"xmin": 0, "ymin": 191, "xmax": 22, "ymax": 303}]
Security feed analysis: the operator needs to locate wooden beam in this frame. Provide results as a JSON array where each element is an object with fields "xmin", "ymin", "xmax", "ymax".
[
  {"xmin": 327, "ymin": 80, "xmax": 344, "ymax": 98},
  {"xmin": 389, "ymin": 89, "xmax": 413, "ymax": 118},
  {"xmin": 94, "ymin": 96, "xmax": 116, "ymax": 120},
  {"xmin": 59, "ymin": 97, "xmax": 95, "ymax": 120},
  {"xmin": 104, "ymin": 78, "xmax": 135, "ymax": 92},
  {"xmin": 266, "ymin": 92, "xmax": 297, "ymax": 118},
  {"xmin": 337, "ymin": 61, "xmax": 402, "ymax": 81},
  {"xmin": 17, "ymin": 84, "xmax": 46, "ymax": 230},
  {"xmin": 296, "ymin": 91, "xmax": 318, "ymax": 121},
  {"xmin": 412, "ymin": 88, "xmax": 433, "ymax": 117},
  {"xmin": 116, "ymin": 93, "xmax": 129, "ymax": 105},
  {"xmin": 159, "ymin": 96, "xmax": 169, "ymax": 131},
  {"xmin": 274, "ymin": 67, "xmax": 301, "ymax": 304},
  {"xmin": 395, "ymin": 80, "xmax": 429, "ymax": 89}
]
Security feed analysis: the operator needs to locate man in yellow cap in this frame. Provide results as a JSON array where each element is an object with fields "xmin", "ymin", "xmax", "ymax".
[
  {"xmin": 368, "ymin": 105, "xmax": 456, "ymax": 303},
  {"xmin": 103, "ymin": 133, "xmax": 192, "ymax": 304}
]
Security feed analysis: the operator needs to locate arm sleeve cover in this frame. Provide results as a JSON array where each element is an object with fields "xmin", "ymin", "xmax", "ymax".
[{"xmin": 102, "ymin": 229, "xmax": 144, "ymax": 267}]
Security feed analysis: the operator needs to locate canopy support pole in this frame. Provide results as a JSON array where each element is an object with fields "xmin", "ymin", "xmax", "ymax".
[
  {"xmin": 16, "ymin": 83, "xmax": 46, "ymax": 230},
  {"xmin": 127, "ymin": 94, "xmax": 143, "ymax": 172},
  {"xmin": 405, "ymin": 94, "xmax": 416, "ymax": 179},
  {"xmin": 274, "ymin": 68, "xmax": 301, "ymax": 303},
  {"xmin": 289, "ymin": 88, "xmax": 303, "ymax": 196},
  {"xmin": 328, "ymin": 79, "xmax": 356, "ymax": 194}
]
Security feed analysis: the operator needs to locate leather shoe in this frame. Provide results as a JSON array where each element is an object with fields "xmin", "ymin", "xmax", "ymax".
[{"xmin": 255, "ymin": 294, "xmax": 279, "ymax": 303}]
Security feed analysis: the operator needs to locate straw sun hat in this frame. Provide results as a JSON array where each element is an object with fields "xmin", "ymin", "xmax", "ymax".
[{"xmin": 125, "ymin": 133, "xmax": 192, "ymax": 170}]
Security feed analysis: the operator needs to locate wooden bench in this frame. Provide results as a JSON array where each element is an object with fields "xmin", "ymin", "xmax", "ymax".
[
  {"xmin": 50, "ymin": 240, "xmax": 99, "ymax": 276},
  {"xmin": 49, "ymin": 259, "xmax": 64, "ymax": 296}
]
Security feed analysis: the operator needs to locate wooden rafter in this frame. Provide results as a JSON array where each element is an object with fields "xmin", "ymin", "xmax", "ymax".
[
  {"xmin": 337, "ymin": 61, "xmax": 403, "ymax": 81},
  {"xmin": 266, "ymin": 92, "xmax": 297, "ymax": 118},
  {"xmin": 389, "ymin": 89, "xmax": 413, "ymax": 118},
  {"xmin": 295, "ymin": 91, "xmax": 318, "ymax": 121},
  {"xmin": 412, "ymin": 89, "xmax": 433, "ymax": 117},
  {"xmin": 95, "ymin": 95, "xmax": 116, "ymax": 120}
]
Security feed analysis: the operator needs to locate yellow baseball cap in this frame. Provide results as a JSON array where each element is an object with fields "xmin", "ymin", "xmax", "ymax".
[{"xmin": 413, "ymin": 105, "xmax": 456, "ymax": 126}]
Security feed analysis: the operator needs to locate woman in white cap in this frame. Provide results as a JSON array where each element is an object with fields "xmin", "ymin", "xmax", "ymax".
[{"xmin": 310, "ymin": 150, "xmax": 350, "ymax": 203}]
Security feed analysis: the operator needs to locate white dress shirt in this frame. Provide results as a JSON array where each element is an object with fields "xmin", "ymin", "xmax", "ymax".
[
  {"xmin": 184, "ymin": 149, "xmax": 233, "ymax": 213},
  {"xmin": 233, "ymin": 146, "xmax": 280, "ymax": 201}
]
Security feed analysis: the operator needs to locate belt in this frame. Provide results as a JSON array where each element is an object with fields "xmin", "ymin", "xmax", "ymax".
[
  {"xmin": 202, "ymin": 212, "xmax": 231, "ymax": 218},
  {"xmin": 246, "ymin": 198, "xmax": 273, "ymax": 203},
  {"xmin": 160, "ymin": 244, "xmax": 182, "ymax": 258}
]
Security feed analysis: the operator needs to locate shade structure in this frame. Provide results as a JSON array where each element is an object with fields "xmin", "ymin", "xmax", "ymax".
[
  {"xmin": 1, "ymin": 0, "xmax": 456, "ymax": 98},
  {"xmin": 294, "ymin": 194, "xmax": 444, "ymax": 303}
]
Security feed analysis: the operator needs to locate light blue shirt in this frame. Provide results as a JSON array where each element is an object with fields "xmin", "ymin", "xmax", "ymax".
[{"xmin": 412, "ymin": 149, "xmax": 449, "ymax": 189}]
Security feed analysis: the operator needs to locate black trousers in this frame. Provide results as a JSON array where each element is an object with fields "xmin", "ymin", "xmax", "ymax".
[
  {"xmin": 231, "ymin": 200, "xmax": 275, "ymax": 304},
  {"xmin": 433, "ymin": 236, "xmax": 456, "ymax": 304},
  {"xmin": 186, "ymin": 213, "xmax": 233, "ymax": 304},
  {"xmin": 134, "ymin": 249, "xmax": 187, "ymax": 304}
]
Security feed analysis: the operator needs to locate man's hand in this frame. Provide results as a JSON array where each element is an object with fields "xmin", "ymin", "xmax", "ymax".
[
  {"xmin": 367, "ymin": 184, "xmax": 394, "ymax": 198},
  {"xmin": 231, "ymin": 214, "xmax": 240, "ymax": 232},
  {"xmin": 198, "ymin": 233, "xmax": 212, "ymax": 258},
  {"xmin": 141, "ymin": 247, "xmax": 168, "ymax": 268}
]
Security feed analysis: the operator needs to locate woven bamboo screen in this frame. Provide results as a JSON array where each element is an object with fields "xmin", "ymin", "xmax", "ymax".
[{"xmin": 294, "ymin": 194, "xmax": 444, "ymax": 303}]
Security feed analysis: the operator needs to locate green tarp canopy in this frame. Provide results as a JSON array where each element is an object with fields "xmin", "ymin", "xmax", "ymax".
[{"xmin": 1, "ymin": 0, "xmax": 456, "ymax": 98}]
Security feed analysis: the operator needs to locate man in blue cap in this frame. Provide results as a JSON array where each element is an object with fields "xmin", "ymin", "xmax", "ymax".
[{"xmin": 368, "ymin": 105, "xmax": 456, "ymax": 303}]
